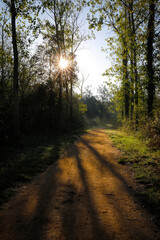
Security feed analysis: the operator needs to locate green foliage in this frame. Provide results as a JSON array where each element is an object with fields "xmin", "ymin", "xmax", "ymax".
[
  {"xmin": 82, "ymin": 87, "xmax": 117, "ymax": 128},
  {"xmin": 87, "ymin": 0, "xmax": 160, "ymax": 130},
  {"xmin": 78, "ymin": 101, "xmax": 87, "ymax": 114},
  {"xmin": 118, "ymin": 156, "xmax": 129, "ymax": 165},
  {"xmin": 139, "ymin": 111, "xmax": 160, "ymax": 149},
  {"xmin": 107, "ymin": 128, "xmax": 160, "ymax": 212},
  {"xmin": 109, "ymin": 130, "xmax": 149, "ymax": 157}
]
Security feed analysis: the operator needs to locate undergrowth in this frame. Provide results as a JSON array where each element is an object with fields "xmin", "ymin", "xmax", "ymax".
[
  {"xmin": 0, "ymin": 130, "xmax": 85, "ymax": 205},
  {"xmin": 106, "ymin": 128, "xmax": 160, "ymax": 214}
]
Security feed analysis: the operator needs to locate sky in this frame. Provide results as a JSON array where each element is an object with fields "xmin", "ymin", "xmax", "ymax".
[
  {"xmin": 76, "ymin": 8, "xmax": 111, "ymax": 95},
  {"xmin": 76, "ymin": 29, "xmax": 110, "ymax": 95}
]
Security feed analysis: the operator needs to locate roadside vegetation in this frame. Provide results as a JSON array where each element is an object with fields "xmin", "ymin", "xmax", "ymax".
[
  {"xmin": 106, "ymin": 125, "xmax": 160, "ymax": 215},
  {"xmin": 0, "ymin": 130, "xmax": 85, "ymax": 205}
]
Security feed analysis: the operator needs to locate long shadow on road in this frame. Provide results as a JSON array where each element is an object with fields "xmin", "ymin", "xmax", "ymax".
[
  {"xmin": 0, "ymin": 129, "xmax": 159, "ymax": 240},
  {"xmin": 73, "ymin": 145, "xmax": 110, "ymax": 240},
  {"xmin": 78, "ymin": 133, "xmax": 154, "ymax": 240}
]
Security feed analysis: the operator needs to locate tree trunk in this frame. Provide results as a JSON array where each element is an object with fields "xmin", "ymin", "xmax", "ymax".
[
  {"xmin": 58, "ymin": 71, "xmax": 63, "ymax": 128},
  {"xmin": 147, "ymin": 0, "xmax": 155, "ymax": 117},
  {"xmin": 123, "ymin": 50, "xmax": 129, "ymax": 119},
  {"xmin": 53, "ymin": 0, "xmax": 63, "ymax": 129},
  {"xmin": 133, "ymin": 45, "xmax": 138, "ymax": 128},
  {"xmin": 131, "ymin": 2, "xmax": 139, "ymax": 128},
  {"xmin": 11, "ymin": 0, "xmax": 20, "ymax": 138},
  {"xmin": 70, "ymin": 75, "xmax": 73, "ymax": 121},
  {"xmin": 123, "ymin": 3, "xmax": 129, "ymax": 119},
  {"xmin": 49, "ymin": 54, "xmax": 52, "ymax": 82},
  {"xmin": 65, "ymin": 76, "xmax": 69, "ymax": 103},
  {"xmin": 130, "ymin": 53, "xmax": 134, "ymax": 120},
  {"xmin": 128, "ymin": 8, "xmax": 134, "ymax": 120},
  {"xmin": 1, "ymin": 25, "xmax": 4, "ymax": 97},
  {"xmin": 70, "ymin": 40, "xmax": 74, "ymax": 122}
]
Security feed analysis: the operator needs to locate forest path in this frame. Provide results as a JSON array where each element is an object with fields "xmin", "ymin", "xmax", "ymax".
[{"xmin": 0, "ymin": 129, "xmax": 160, "ymax": 240}]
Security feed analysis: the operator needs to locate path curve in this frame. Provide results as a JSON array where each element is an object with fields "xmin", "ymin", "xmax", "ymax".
[{"xmin": 0, "ymin": 129, "xmax": 160, "ymax": 240}]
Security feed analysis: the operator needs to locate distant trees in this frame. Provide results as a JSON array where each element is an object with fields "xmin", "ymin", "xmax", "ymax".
[{"xmin": 82, "ymin": 85, "xmax": 116, "ymax": 123}]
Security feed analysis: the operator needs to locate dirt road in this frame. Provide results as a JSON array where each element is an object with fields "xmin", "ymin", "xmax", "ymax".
[{"xmin": 0, "ymin": 129, "xmax": 160, "ymax": 240}]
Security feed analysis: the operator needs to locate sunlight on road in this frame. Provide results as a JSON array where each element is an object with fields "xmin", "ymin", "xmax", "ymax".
[{"xmin": 0, "ymin": 129, "xmax": 159, "ymax": 240}]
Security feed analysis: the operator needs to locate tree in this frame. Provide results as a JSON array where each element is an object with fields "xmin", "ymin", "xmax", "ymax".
[
  {"xmin": 10, "ymin": 0, "xmax": 19, "ymax": 137},
  {"xmin": 147, "ymin": 0, "xmax": 156, "ymax": 116},
  {"xmin": 87, "ymin": 0, "xmax": 159, "ymax": 128},
  {"xmin": 2, "ymin": 0, "xmax": 39, "ymax": 137},
  {"xmin": 97, "ymin": 84, "xmax": 110, "ymax": 103},
  {"xmin": 78, "ymin": 70, "xmax": 89, "ymax": 98},
  {"xmin": 40, "ymin": 0, "xmax": 86, "ymax": 127},
  {"xmin": 0, "ymin": 7, "xmax": 8, "ymax": 97}
]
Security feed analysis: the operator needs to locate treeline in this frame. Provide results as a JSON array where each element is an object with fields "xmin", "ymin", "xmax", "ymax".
[
  {"xmin": 87, "ymin": 0, "xmax": 160, "ymax": 143},
  {"xmin": 82, "ymin": 84, "xmax": 117, "ymax": 124},
  {"xmin": 0, "ymin": 0, "xmax": 89, "ymax": 144}
]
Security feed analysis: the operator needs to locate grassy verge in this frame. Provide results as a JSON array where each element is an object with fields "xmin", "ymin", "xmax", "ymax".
[
  {"xmin": 0, "ymin": 130, "xmax": 85, "ymax": 205},
  {"xmin": 106, "ymin": 128, "xmax": 160, "ymax": 214}
]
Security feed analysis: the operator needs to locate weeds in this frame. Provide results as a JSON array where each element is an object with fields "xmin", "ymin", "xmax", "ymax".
[{"xmin": 107, "ymin": 128, "xmax": 160, "ymax": 213}]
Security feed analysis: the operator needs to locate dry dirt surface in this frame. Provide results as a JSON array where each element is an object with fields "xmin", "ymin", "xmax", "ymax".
[{"xmin": 0, "ymin": 129, "xmax": 160, "ymax": 240}]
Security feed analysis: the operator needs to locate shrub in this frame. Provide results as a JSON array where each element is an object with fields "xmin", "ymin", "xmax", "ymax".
[{"xmin": 139, "ymin": 111, "xmax": 160, "ymax": 149}]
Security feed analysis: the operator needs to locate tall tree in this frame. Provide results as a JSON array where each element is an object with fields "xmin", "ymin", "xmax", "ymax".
[
  {"xmin": 123, "ymin": 2, "xmax": 129, "ymax": 119},
  {"xmin": 0, "ymin": 7, "xmax": 8, "ymax": 97},
  {"xmin": 11, "ymin": 0, "xmax": 19, "ymax": 137},
  {"xmin": 87, "ymin": 0, "xmax": 153, "ymax": 127},
  {"xmin": 2, "ymin": 0, "xmax": 40, "ymax": 137},
  {"xmin": 147, "ymin": 0, "xmax": 156, "ymax": 116},
  {"xmin": 41, "ymin": 0, "xmax": 86, "ymax": 126}
]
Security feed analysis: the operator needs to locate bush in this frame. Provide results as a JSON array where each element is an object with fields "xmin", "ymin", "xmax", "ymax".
[{"xmin": 139, "ymin": 111, "xmax": 160, "ymax": 149}]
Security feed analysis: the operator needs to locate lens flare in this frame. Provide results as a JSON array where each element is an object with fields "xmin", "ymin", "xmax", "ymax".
[{"xmin": 59, "ymin": 57, "xmax": 68, "ymax": 69}]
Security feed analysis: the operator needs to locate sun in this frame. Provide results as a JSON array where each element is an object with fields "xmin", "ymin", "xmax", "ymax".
[{"xmin": 59, "ymin": 57, "xmax": 68, "ymax": 69}]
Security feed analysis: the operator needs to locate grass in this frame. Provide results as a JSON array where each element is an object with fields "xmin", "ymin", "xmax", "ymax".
[
  {"xmin": 106, "ymin": 128, "xmax": 160, "ymax": 213},
  {"xmin": 0, "ymin": 129, "xmax": 85, "ymax": 205}
]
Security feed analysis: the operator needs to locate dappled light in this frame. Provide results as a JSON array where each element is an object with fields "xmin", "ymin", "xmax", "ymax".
[{"xmin": 0, "ymin": 130, "xmax": 159, "ymax": 240}]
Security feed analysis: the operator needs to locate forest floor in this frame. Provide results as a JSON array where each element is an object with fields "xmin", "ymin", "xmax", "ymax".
[{"xmin": 0, "ymin": 128, "xmax": 160, "ymax": 240}]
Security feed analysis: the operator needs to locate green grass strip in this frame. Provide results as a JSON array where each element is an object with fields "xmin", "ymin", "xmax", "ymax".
[{"xmin": 107, "ymin": 129, "xmax": 160, "ymax": 212}]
